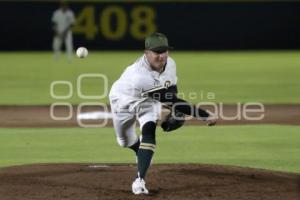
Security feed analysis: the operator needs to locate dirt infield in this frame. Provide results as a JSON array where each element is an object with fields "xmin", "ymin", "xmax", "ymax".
[
  {"xmin": 0, "ymin": 164, "xmax": 299, "ymax": 200},
  {"xmin": 0, "ymin": 104, "xmax": 300, "ymax": 127}
]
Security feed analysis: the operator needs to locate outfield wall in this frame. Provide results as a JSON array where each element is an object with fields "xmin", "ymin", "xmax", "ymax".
[{"xmin": 1, "ymin": 1, "xmax": 300, "ymax": 50}]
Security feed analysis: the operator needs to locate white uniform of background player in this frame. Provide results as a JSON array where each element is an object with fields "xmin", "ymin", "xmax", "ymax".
[
  {"xmin": 51, "ymin": 2, "xmax": 75, "ymax": 61},
  {"xmin": 109, "ymin": 55, "xmax": 177, "ymax": 148}
]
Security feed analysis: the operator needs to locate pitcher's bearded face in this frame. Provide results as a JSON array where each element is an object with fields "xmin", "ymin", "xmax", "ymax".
[{"xmin": 145, "ymin": 50, "xmax": 168, "ymax": 72}]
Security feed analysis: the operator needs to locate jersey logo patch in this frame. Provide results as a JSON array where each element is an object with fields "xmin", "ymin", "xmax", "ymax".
[{"xmin": 164, "ymin": 81, "xmax": 171, "ymax": 88}]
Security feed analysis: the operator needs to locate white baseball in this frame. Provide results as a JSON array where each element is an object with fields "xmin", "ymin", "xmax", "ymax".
[{"xmin": 76, "ymin": 47, "xmax": 88, "ymax": 58}]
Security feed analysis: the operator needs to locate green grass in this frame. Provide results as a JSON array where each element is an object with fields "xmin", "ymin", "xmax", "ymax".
[
  {"xmin": 0, "ymin": 125, "xmax": 299, "ymax": 173},
  {"xmin": 0, "ymin": 51, "xmax": 299, "ymax": 105}
]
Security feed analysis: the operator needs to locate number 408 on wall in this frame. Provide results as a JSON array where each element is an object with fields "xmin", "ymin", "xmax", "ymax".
[{"xmin": 73, "ymin": 5, "xmax": 157, "ymax": 40}]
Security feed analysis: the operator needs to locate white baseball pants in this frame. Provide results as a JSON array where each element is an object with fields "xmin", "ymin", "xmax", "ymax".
[{"xmin": 110, "ymin": 98, "xmax": 161, "ymax": 147}]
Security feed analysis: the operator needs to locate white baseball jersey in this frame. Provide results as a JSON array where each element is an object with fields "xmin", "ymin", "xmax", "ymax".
[
  {"xmin": 109, "ymin": 54, "xmax": 177, "ymax": 147},
  {"xmin": 51, "ymin": 9, "xmax": 75, "ymax": 34},
  {"xmin": 109, "ymin": 54, "xmax": 177, "ymax": 112}
]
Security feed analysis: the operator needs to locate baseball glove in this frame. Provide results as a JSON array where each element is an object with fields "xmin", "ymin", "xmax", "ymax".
[{"xmin": 161, "ymin": 110, "xmax": 185, "ymax": 132}]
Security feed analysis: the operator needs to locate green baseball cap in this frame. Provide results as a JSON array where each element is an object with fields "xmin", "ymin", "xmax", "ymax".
[{"xmin": 145, "ymin": 32, "xmax": 172, "ymax": 53}]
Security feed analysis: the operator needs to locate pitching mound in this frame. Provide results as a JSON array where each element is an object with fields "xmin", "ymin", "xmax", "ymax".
[{"xmin": 0, "ymin": 164, "xmax": 299, "ymax": 200}]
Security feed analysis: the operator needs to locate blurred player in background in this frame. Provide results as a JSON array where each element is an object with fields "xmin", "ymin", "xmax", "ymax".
[{"xmin": 51, "ymin": 1, "xmax": 75, "ymax": 61}]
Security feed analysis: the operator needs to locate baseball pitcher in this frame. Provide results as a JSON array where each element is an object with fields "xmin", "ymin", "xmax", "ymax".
[{"xmin": 109, "ymin": 32, "xmax": 217, "ymax": 195}]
